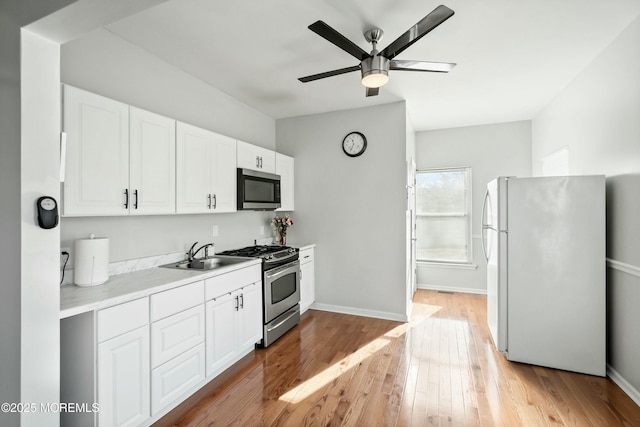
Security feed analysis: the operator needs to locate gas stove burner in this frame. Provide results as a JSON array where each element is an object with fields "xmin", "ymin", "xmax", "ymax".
[{"xmin": 218, "ymin": 245, "xmax": 297, "ymax": 260}]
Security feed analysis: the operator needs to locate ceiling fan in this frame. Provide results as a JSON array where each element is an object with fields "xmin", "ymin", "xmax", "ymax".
[{"xmin": 298, "ymin": 5, "xmax": 456, "ymax": 97}]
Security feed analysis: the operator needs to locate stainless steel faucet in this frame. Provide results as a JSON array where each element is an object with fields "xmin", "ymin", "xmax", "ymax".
[{"xmin": 187, "ymin": 242, "xmax": 215, "ymax": 261}]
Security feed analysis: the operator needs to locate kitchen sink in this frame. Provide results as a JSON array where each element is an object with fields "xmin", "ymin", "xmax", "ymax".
[{"xmin": 159, "ymin": 255, "xmax": 250, "ymax": 271}]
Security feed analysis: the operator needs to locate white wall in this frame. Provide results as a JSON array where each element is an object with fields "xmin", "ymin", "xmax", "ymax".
[
  {"xmin": 532, "ymin": 15, "xmax": 640, "ymax": 400},
  {"xmin": 62, "ymin": 28, "xmax": 275, "ymax": 149},
  {"xmin": 276, "ymin": 102, "xmax": 409, "ymax": 321},
  {"xmin": 0, "ymin": 1, "xmax": 77, "ymax": 425},
  {"xmin": 415, "ymin": 121, "xmax": 532, "ymax": 293},
  {"xmin": 60, "ymin": 27, "xmax": 278, "ymax": 263},
  {"xmin": 20, "ymin": 29, "xmax": 63, "ymax": 426},
  {"xmin": 61, "ymin": 212, "xmax": 273, "ymax": 263}
]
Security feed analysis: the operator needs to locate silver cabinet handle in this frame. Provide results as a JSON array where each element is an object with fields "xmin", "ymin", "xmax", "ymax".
[
  {"xmin": 124, "ymin": 189, "xmax": 129, "ymax": 209},
  {"xmin": 256, "ymin": 156, "xmax": 260, "ymax": 168},
  {"xmin": 234, "ymin": 295, "xmax": 239, "ymax": 311},
  {"xmin": 134, "ymin": 189, "xmax": 138, "ymax": 210},
  {"xmin": 239, "ymin": 293, "xmax": 244, "ymax": 309},
  {"xmin": 207, "ymin": 194, "xmax": 212, "ymax": 209},
  {"xmin": 213, "ymin": 194, "xmax": 217, "ymax": 209}
]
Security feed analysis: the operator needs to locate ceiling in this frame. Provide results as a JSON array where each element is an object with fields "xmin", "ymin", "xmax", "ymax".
[{"xmin": 96, "ymin": 0, "xmax": 640, "ymax": 131}]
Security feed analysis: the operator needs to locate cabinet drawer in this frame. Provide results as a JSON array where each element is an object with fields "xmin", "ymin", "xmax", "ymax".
[
  {"xmin": 151, "ymin": 305, "xmax": 205, "ymax": 368},
  {"xmin": 98, "ymin": 297, "xmax": 149, "ymax": 343},
  {"xmin": 150, "ymin": 281, "xmax": 204, "ymax": 321},
  {"xmin": 151, "ymin": 343, "xmax": 205, "ymax": 415},
  {"xmin": 299, "ymin": 247, "xmax": 314, "ymax": 265},
  {"xmin": 205, "ymin": 264, "xmax": 261, "ymax": 301}
]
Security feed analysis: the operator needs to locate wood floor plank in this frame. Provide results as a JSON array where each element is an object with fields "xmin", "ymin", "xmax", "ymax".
[{"xmin": 158, "ymin": 290, "xmax": 640, "ymax": 427}]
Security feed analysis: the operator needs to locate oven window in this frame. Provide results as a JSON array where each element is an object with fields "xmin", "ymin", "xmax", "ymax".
[
  {"xmin": 245, "ymin": 178, "xmax": 275, "ymax": 202},
  {"xmin": 271, "ymin": 272, "xmax": 296, "ymax": 304}
]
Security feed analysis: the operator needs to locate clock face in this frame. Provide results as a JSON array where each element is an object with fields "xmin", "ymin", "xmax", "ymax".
[{"xmin": 342, "ymin": 132, "xmax": 367, "ymax": 157}]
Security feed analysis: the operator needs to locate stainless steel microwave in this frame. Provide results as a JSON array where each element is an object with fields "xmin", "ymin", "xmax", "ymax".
[{"xmin": 237, "ymin": 168, "xmax": 281, "ymax": 210}]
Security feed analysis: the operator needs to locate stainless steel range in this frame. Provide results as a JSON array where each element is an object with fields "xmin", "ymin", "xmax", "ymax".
[{"xmin": 218, "ymin": 245, "xmax": 300, "ymax": 347}]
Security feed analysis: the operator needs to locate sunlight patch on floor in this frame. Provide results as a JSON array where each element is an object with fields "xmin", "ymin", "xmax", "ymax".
[
  {"xmin": 278, "ymin": 335, "xmax": 392, "ymax": 404},
  {"xmin": 278, "ymin": 304, "xmax": 443, "ymax": 404}
]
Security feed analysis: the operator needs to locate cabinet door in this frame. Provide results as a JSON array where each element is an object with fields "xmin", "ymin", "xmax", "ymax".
[
  {"xmin": 275, "ymin": 153, "xmax": 294, "ymax": 211},
  {"xmin": 237, "ymin": 282, "xmax": 263, "ymax": 351},
  {"xmin": 176, "ymin": 122, "xmax": 212, "ymax": 213},
  {"xmin": 258, "ymin": 148, "xmax": 276, "ymax": 174},
  {"xmin": 205, "ymin": 293, "xmax": 237, "ymax": 377},
  {"xmin": 63, "ymin": 85, "xmax": 129, "ymax": 216},
  {"xmin": 300, "ymin": 255, "xmax": 315, "ymax": 314},
  {"xmin": 237, "ymin": 140, "xmax": 276, "ymax": 173},
  {"xmin": 98, "ymin": 326, "xmax": 150, "ymax": 427},
  {"xmin": 210, "ymin": 133, "xmax": 237, "ymax": 213},
  {"xmin": 129, "ymin": 107, "xmax": 176, "ymax": 215}
]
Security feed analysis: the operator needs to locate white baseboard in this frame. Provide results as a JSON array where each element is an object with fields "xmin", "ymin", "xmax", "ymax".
[
  {"xmin": 607, "ymin": 364, "xmax": 640, "ymax": 407},
  {"xmin": 417, "ymin": 284, "xmax": 487, "ymax": 295},
  {"xmin": 310, "ymin": 303, "xmax": 408, "ymax": 322}
]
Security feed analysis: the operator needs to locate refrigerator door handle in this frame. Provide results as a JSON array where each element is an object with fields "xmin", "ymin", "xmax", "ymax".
[{"xmin": 481, "ymin": 189, "xmax": 490, "ymax": 262}]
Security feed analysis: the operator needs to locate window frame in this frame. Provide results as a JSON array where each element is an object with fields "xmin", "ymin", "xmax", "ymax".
[{"xmin": 415, "ymin": 166, "xmax": 473, "ymax": 265}]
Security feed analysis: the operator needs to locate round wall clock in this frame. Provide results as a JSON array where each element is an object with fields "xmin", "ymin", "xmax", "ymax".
[{"xmin": 342, "ymin": 131, "xmax": 367, "ymax": 157}]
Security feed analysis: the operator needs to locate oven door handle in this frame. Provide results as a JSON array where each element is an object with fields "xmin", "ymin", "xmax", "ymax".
[
  {"xmin": 266, "ymin": 260, "xmax": 300, "ymax": 278},
  {"xmin": 263, "ymin": 253, "xmax": 298, "ymax": 266}
]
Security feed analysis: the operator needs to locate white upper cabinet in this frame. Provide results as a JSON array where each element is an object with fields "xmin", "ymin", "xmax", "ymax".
[
  {"xmin": 63, "ymin": 86, "xmax": 176, "ymax": 216},
  {"xmin": 176, "ymin": 122, "xmax": 237, "ymax": 214},
  {"xmin": 210, "ymin": 133, "xmax": 237, "ymax": 212},
  {"xmin": 63, "ymin": 85, "xmax": 130, "ymax": 216},
  {"xmin": 129, "ymin": 107, "xmax": 176, "ymax": 215},
  {"xmin": 275, "ymin": 153, "xmax": 294, "ymax": 211},
  {"xmin": 237, "ymin": 140, "xmax": 276, "ymax": 174}
]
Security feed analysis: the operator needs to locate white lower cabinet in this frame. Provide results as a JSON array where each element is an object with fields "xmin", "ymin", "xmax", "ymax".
[
  {"xmin": 205, "ymin": 282, "xmax": 262, "ymax": 378},
  {"xmin": 151, "ymin": 304, "xmax": 205, "ymax": 369},
  {"xmin": 149, "ymin": 283, "xmax": 205, "ymax": 416},
  {"xmin": 151, "ymin": 343, "xmax": 205, "ymax": 415},
  {"xmin": 97, "ymin": 298, "xmax": 151, "ymax": 427},
  {"xmin": 299, "ymin": 246, "xmax": 316, "ymax": 314},
  {"xmin": 98, "ymin": 327, "xmax": 150, "ymax": 427},
  {"xmin": 237, "ymin": 283, "xmax": 262, "ymax": 350},
  {"xmin": 205, "ymin": 292, "xmax": 238, "ymax": 377},
  {"xmin": 61, "ymin": 264, "xmax": 263, "ymax": 427}
]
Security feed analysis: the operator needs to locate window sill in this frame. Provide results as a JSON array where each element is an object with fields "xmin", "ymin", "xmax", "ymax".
[{"xmin": 417, "ymin": 261, "xmax": 478, "ymax": 270}]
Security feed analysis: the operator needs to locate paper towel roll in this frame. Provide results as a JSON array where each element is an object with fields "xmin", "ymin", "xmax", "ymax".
[{"xmin": 74, "ymin": 235, "xmax": 109, "ymax": 287}]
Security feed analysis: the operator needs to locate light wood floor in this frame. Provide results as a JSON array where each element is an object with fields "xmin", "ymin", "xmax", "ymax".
[{"xmin": 158, "ymin": 290, "xmax": 640, "ymax": 426}]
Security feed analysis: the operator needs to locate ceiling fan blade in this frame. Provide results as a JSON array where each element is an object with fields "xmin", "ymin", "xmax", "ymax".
[
  {"xmin": 380, "ymin": 5, "xmax": 455, "ymax": 60},
  {"xmin": 390, "ymin": 60, "xmax": 456, "ymax": 73},
  {"xmin": 366, "ymin": 87, "xmax": 379, "ymax": 97},
  {"xmin": 308, "ymin": 20, "xmax": 370, "ymax": 61},
  {"xmin": 298, "ymin": 65, "xmax": 361, "ymax": 83}
]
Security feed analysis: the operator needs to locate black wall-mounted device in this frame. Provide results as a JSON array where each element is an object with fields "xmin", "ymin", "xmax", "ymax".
[{"xmin": 36, "ymin": 196, "xmax": 59, "ymax": 229}]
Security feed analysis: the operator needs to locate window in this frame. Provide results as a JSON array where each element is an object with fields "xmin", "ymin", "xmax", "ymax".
[{"xmin": 416, "ymin": 167, "xmax": 471, "ymax": 263}]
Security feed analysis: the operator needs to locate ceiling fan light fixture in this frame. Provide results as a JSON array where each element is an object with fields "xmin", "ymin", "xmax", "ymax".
[{"xmin": 361, "ymin": 56, "xmax": 390, "ymax": 88}]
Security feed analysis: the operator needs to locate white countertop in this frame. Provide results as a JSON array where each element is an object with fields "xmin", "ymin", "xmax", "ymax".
[
  {"xmin": 60, "ymin": 258, "xmax": 261, "ymax": 319},
  {"xmin": 289, "ymin": 242, "xmax": 316, "ymax": 250}
]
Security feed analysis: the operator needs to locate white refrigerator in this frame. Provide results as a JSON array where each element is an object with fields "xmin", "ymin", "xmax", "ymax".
[{"xmin": 482, "ymin": 176, "xmax": 606, "ymax": 376}]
